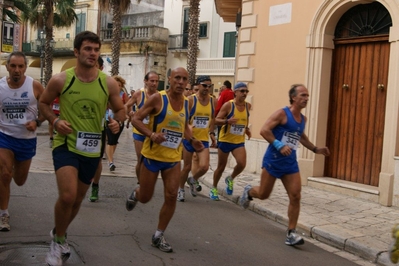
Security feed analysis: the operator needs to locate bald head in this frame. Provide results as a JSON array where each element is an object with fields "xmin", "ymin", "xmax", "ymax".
[{"xmin": 168, "ymin": 67, "xmax": 189, "ymax": 93}]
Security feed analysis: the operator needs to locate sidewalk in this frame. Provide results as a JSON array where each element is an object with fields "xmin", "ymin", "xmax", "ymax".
[{"xmin": 32, "ymin": 122, "xmax": 398, "ymax": 266}]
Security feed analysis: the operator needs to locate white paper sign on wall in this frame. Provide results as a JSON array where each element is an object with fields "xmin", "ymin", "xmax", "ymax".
[{"xmin": 269, "ymin": 3, "xmax": 292, "ymax": 26}]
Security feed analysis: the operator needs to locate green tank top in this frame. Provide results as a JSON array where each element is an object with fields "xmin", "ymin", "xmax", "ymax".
[{"xmin": 53, "ymin": 67, "xmax": 109, "ymax": 157}]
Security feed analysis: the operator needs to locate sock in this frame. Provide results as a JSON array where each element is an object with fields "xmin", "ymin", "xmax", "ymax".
[
  {"xmin": 288, "ymin": 229, "xmax": 295, "ymax": 235},
  {"xmin": 0, "ymin": 209, "xmax": 9, "ymax": 217},
  {"xmin": 92, "ymin": 183, "xmax": 99, "ymax": 188},
  {"xmin": 55, "ymin": 234, "xmax": 66, "ymax": 244},
  {"xmin": 154, "ymin": 229, "xmax": 164, "ymax": 238}
]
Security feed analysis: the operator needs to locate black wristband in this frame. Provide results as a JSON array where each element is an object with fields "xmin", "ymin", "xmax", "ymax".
[
  {"xmin": 209, "ymin": 132, "xmax": 215, "ymax": 136},
  {"xmin": 312, "ymin": 146, "xmax": 317, "ymax": 153},
  {"xmin": 35, "ymin": 119, "xmax": 41, "ymax": 127}
]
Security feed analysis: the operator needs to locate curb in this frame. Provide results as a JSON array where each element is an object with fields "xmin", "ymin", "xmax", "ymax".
[{"xmin": 199, "ymin": 173, "xmax": 389, "ymax": 265}]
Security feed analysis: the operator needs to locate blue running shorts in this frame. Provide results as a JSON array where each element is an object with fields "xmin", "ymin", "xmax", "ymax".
[
  {"xmin": 53, "ymin": 145, "xmax": 100, "ymax": 185},
  {"xmin": 142, "ymin": 155, "xmax": 178, "ymax": 173},
  {"xmin": 0, "ymin": 132, "xmax": 36, "ymax": 161},
  {"xmin": 218, "ymin": 141, "xmax": 244, "ymax": 153},
  {"xmin": 182, "ymin": 139, "xmax": 209, "ymax": 152},
  {"xmin": 133, "ymin": 133, "xmax": 146, "ymax": 142}
]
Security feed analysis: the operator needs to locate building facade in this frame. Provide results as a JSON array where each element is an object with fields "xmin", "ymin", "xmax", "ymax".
[
  {"xmin": 215, "ymin": 0, "xmax": 399, "ymax": 207},
  {"xmin": 165, "ymin": 0, "xmax": 237, "ymax": 93}
]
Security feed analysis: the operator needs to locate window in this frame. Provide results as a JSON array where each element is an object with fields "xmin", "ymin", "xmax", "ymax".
[
  {"xmin": 199, "ymin": 23, "xmax": 208, "ymax": 38},
  {"xmin": 76, "ymin": 12, "xmax": 86, "ymax": 34},
  {"xmin": 223, "ymin": 31, "xmax": 236, "ymax": 57}
]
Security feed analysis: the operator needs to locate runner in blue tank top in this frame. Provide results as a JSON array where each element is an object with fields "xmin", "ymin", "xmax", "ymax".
[{"xmin": 239, "ymin": 84, "xmax": 330, "ymax": 246}]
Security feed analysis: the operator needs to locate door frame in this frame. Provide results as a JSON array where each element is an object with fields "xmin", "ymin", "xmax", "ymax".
[{"xmin": 303, "ymin": 0, "xmax": 399, "ymax": 206}]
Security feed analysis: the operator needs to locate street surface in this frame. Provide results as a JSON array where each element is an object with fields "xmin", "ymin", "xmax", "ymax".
[{"xmin": 1, "ymin": 172, "xmax": 364, "ymax": 266}]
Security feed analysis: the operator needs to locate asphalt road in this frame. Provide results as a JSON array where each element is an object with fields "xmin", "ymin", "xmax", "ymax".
[{"xmin": 1, "ymin": 172, "xmax": 361, "ymax": 266}]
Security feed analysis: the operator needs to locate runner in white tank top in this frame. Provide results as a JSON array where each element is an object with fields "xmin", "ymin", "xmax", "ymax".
[{"xmin": 0, "ymin": 51, "xmax": 44, "ymax": 232}]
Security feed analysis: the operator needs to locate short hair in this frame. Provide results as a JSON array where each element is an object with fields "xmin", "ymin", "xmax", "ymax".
[
  {"xmin": 223, "ymin": 80, "xmax": 232, "ymax": 88},
  {"xmin": 97, "ymin": 56, "xmax": 104, "ymax": 68},
  {"xmin": 113, "ymin": 75, "xmax": 126, "ymax": 87},
  {"xmin": 74, "ymin": 31, "xmax": 101, "ymax": 50},
  {"xmin": 144, "ymin": 71, "xmax": 159, "ymax": 81},
  {"xmin": 289, "ymin": 84, "xmax": 305, "ymax": 104},
  {"xmin": 7, "ymin": 51, "xmax": 28, "ymax": 66}
]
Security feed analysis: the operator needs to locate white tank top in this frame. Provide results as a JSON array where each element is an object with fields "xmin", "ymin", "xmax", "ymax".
[{"xmin": 0, "ymin": 76, "xmax": 38, "ymax": 139}]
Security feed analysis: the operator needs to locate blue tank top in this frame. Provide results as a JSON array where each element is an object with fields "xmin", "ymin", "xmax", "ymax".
[{"xmin": 264, "ymin": 106, "xmax": 305, "ymax": 163}]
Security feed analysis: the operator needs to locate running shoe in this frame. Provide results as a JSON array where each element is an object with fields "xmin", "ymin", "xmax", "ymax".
[
  {"xmin": 49, "ymin": 138, "xmax": 53, "ymax": 148},
  {"xmin": 152, "ymin": 234, "xmax": 173, "ymax": 253},
  {"xmin": 0, "ymin": 215, "xmax": 10, "ymax": 231},
  {"xmin": 109, "ymin": 162, "xmax": 116, "ymax": 171},
  {"xmin": 89, "ymin": 185, "xmax": 99, "ymax": 202},
  {"xmin": 49, "ymin": 228, "xmax": 70, "ymax": 261},
  {"xmin": 390, "ymin": 224, "xmax": 399, "ymax": 263},
  {"xmin": 239, "ymin": 184, "xmax": 252, "ymax": 209},
  {"xmin": 285, "ymin": 229, "xmax": 305, "ymax": 246},
  {"xmin": 46, "ymin": 240, "xmax": 63, "ymax": 266},
  {"xmin": 225, "ymin": 176, "xmax": 234, "ymax": 195},
  {"xmin": 187, "ymin": 177, "xmax": 197, "ymax": 197},
  {"xmin": 209, "ymin": 187, "xmax": 219, "ymax": 201},
  {"xmin": 126, "ymin": 190, "xmax": 138, "ymax": 211},
  {"xmin": 177, "ymin": 189, "xmax": 185, "ymax": 202},
  {"xmin": 195, "ymin": 180, "xmax": 202, "ymax": 192}
]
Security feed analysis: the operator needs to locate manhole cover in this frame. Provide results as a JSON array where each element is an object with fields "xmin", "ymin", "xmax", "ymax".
[{"xmin": 0, "ymin": 243, "xmax": 83, "ymax": 265}]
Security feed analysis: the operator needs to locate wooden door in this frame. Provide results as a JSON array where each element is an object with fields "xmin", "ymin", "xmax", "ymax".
[{"xmin": 324, "ymin": 36, "xmax": 389, "ymax": 186}]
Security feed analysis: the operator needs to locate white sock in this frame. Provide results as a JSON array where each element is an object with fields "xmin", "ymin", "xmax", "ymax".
[
  {"xmin": 154, "ymin": 229, "xmax": 164, "ymax": 238},
  {"xmin": 0, "ymin": 209, "xmax": 9, "ymax": 217}
]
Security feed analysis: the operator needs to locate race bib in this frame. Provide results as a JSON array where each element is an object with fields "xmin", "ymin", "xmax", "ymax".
[
  {"xmin": 193, "ymin": 116, "xmax": 209, "ymax": 129},
  {"xmin": 76, "ymin": 131, "xmax": 101, "ymax": 153},
  {"xmin": 230, "ymin": 124, "xmax": 245, "ymax": 135},
  {"xmin": 143, "ymin": 115, "xmax": 150, "ymax": 125},
  {"xmin": 160, "ymin": 128, "xmax": 183, "ymax": 149},
  {"xmin": 52, "ymin": 103, "xmax": 60, "ymax": 111},
  {"xmin": 2, "ymin": 108, "xmax": 27, "ymax": 124},
  {"xmin": 281, "ymin": 131, "xmax": 300, "ymax": 150}
]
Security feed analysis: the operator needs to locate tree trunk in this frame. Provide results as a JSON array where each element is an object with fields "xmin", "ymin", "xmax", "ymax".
[
  {"xmin": 44, "ymin": 0, "xmax": 54, "ymax": 87},
  {"xmin": 187, "ymin": 0, "xmax": 200, "ymax": 85},
  {"xmin": 111, "ymin": 0, "xmax": 121, "ymax": 76}
]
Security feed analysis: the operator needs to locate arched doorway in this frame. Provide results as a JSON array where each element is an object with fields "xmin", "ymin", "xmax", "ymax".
[{"xmin": 324, "ymin": 2, "xmax": 392, "ymax": 186}]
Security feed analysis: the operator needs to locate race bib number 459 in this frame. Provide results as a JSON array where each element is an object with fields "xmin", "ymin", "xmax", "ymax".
[{"xmin": 76, "ymin": 131, "xmax": 101, "ymax": 153}]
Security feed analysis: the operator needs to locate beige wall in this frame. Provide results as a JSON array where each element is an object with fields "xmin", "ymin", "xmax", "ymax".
[{"xmin": 230, "ymin": 0, "xmax": 399, "ymax": 206}]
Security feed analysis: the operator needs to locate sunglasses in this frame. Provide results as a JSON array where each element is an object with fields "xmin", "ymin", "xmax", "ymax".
[
  {"xmin": 185, "ymin": 88, "xmax": 192, "ymax": 91},
  {"xmin": 239, "ymin": 89, "xmax": 249, "ymax": 93},
  {"xmin": 200, "ymin": 83, "xmax": 213, "ymax": 88}
]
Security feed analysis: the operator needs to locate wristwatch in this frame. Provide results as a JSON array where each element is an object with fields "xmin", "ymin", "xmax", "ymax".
[{"xmin": 35, "ymin": 119, "xmax": 42, "ymax": 127}]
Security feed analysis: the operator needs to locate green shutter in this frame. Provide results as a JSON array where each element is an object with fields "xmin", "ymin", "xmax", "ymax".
[{"xmin": 223, "ymin": 31, "xmax": 236, "ymax": 57}]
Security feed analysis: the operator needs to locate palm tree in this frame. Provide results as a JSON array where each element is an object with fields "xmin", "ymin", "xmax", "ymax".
[
  {"xmin": 3, "ymin": 0, "xmax": 30, "ymax": 24},
  {"xmin": 187, "ymin": 0, "xmax": 200, "ymax": 85},
  {"xmin": 25, "ymin": 0, "xmax": 77, "ymax": 85},
  {"xmin": 99, "ymin": 0, "xmax": 140, "ymax": 76}
]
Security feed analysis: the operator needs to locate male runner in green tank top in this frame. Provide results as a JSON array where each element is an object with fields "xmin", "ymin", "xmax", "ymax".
[{"xmin": 39, "ymin": 31, "xmax": 125, "ymax": 266}]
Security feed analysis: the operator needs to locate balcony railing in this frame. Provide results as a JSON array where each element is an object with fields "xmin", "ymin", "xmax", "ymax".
[
  {"xmin": 100, "ymin": 26, "xmax": 169, "ymax": 42},
  {"xmin": 196, "ymin": 58, "xmax": 235, "ymax": 76},
  {"xmin": 168, "ymin": 33, "xmax": 188, "ymax": 50},
  {"xmin": 22, "ymin": 38, "xmax": 74, "ymax": 56}
]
